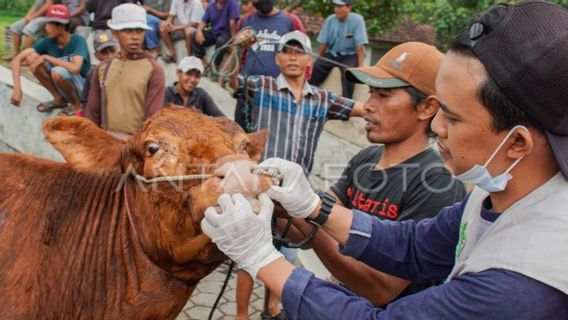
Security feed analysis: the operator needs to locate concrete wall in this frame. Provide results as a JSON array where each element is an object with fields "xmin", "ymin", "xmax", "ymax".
[{"xmin": 0, "ymin": 67, "xmax": 64, "ymax": 161}]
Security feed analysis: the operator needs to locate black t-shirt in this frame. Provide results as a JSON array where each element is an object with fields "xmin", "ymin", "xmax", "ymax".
[
  {"xmin": 164, "ymin": 85, "xmax": 226, "ymax": 118},
  {"xmin": 330, "ymin": 145, "xmax": 466, "ymax": 301}
]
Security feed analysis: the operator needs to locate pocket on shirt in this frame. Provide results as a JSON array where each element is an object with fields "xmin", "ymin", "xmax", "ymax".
[{"xmin": 340, "ymin": 33, "xmax": 356, "ymax": 51}]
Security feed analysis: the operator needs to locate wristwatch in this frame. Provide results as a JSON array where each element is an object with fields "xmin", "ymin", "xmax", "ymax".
[{"xmin": 305, "ymin": 191, "xmax": 336, "ymax": 227}]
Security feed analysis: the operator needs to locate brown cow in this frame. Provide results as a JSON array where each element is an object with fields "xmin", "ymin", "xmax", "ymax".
[{"xmin": 0, "ymin": 106, "xmax": 269, "ymax": 319}]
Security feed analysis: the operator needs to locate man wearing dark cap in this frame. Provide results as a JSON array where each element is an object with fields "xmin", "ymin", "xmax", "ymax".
[
  {"xmin": 10, "ymin": 4, "xmax": 90, "ymax": 116},
  {"xmin": 279, "ymin": 41, "xmax": 466, "ymax": 307},
  {"xmin": 81, "ymin": 30, "xmax": 118, "ymax": 113},
  {"xmin": 309, "ymin": 0, "xmax": 368, "ymax": 99},
  {"xmin": 200, "ymin": 2, "xmax": 568, "ymax": 319}
]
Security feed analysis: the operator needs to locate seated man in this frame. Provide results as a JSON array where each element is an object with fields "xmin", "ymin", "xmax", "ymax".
[
  {"xmin": 10, "ymin": 4, "xmax": 90, "ymax": 116},
  {"xmin": 143, "ymin": 0, "xmax": 172, "ymax": 57},
  {"xmin": 192, "ymin": 0, "xmax": 240, "ymax": 69},
  {"xmin": 164, "ymin": 56, "xmax": 225, "ymax": 117},
  {"xmin": 4, "ymin": 0, "xmax": 54, "ymax": 60},
  {"xmin": 159, "ymin": 0, "xmax": 204, "ymax": 63},
  {"xmin": 61, "ymin": 0, "xmax": 90, "ymax": 33}
]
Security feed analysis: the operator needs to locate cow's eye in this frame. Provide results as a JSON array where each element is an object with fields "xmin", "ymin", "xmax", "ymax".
[{"xmin": 147, "ymin": 142, "xmax": 160, "ymax": 155}]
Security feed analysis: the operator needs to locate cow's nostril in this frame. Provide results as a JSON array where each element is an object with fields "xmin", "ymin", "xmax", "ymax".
[{"xmin": 147, "ymin": 143, "xmax": 160, "ymax": 155}]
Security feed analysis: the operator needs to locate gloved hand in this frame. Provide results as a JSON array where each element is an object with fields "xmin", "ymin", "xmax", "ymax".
[
  {"xmin": 201, "ymin": 193, "xmax": 283, "ymax": 278},
  {"xmin": 258, "ymin": 158, "xmax": 320, "ymax": 219}
]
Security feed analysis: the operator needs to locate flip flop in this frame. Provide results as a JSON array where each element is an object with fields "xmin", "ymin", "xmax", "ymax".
[
  {"xmin": 37, "ymin": 101, "xmax": 68, "ymax": 112},
  {"xmin": 162, "ymin": 54, "xmax": 177, "ymax": 63}
]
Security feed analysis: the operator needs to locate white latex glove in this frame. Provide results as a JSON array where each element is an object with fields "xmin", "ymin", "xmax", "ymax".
[
  {"xmin": 201, "ymin": 193, "xmax": 283, "ymax": 278},
  {"xmin": 258, "ymin": 158, "xmax": 320, "ymax": 219}
]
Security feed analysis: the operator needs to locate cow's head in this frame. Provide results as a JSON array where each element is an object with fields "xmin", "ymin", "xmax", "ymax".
[{"xmin": 43, "ymin": 106, "xmax": 270, "ymax": 279}]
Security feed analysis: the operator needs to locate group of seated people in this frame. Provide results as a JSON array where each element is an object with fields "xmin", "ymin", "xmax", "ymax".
[
  {"xmin": 7, "ymin": 0, "xmax": 254, "ymax": 125},
  {"xmin": 5, "ymin": 0, "xmax": 248, "ymax": 63}
]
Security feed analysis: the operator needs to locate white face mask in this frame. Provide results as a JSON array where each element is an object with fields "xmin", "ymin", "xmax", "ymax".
[{"xmin": 455, "ymin": 125, "xmax": 529, "ymax": 193}]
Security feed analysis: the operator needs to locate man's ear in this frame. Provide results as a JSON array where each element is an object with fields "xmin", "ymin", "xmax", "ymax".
[
  {"xmin": 43, "ymin": 117, "xmax": 126, "ymax": 172},
  {"xmin": 417, "ymin": 96, "xmax": 440, "ymax": 121},
  {"xmin": 246, "ymin": 129, "xmax": 269, "ymax": 162},
  {"xmin": 507, "ymin": 127, "xmax": 535, "ymax": 160}
]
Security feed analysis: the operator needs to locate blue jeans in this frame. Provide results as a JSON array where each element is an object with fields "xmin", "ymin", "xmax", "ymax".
[
  {"xmin": 11, "ymin": 17, "xmax": 49, "ymax": 37},
  {"xmin": 145, "ymin": 14, "xmax": 162, "ymax": 50},
  {"xmin": 46, "ymin": 62, "xmax": 86, "ymax": 102}
]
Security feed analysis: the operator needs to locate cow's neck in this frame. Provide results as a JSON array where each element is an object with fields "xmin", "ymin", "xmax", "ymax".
[
  {"xmin": 10, "ymin": 170, "xmax": 195, "ymax": 318},
  {"xmin": 124, "ymin": 178, "xmax": 223, "ymax": 283}
]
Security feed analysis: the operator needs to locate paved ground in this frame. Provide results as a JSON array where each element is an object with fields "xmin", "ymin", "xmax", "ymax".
[{"xmin": 176, "ymin": 261, "xmax": 273, "ymax": 320}]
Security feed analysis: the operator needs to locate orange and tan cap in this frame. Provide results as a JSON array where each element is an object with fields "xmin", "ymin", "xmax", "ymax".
[{"xmin": 345, "ymin": 42, "xmax": 444, "ymax": 96}]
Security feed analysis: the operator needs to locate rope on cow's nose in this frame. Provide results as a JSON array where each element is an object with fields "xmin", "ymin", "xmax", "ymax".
[{"xmin": 133, "ymin": 167, "xmax": 283, "ymax": 184}]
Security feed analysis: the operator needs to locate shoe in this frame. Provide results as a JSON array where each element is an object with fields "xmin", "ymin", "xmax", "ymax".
[{"xmin": 162, "ymin": 54, "xmax": 177, "ymax": 63}]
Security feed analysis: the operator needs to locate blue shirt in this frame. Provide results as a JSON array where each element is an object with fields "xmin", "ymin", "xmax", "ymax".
[
  {"xmin": 239, "ymin": 11, "xmax": 305, "ymax": 77},
  {"xmin": 316, "ymin": 12, "xmax": 368, "ymax": 57},
  {"xmin": 202, "ymin": 0, "xmax": 240, "ymax": 37},
  {"xmin": 33, "ymin": 34, "xmax": 91, "ymax": 78},
  {"xmin": 282, "ymin": 198, "xmax": 568, "ymax": 319}
]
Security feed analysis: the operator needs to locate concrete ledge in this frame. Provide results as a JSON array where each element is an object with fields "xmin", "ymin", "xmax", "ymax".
[{"xmin": 0, "ymin": 66, "xmax": 63, "ymax": 161}]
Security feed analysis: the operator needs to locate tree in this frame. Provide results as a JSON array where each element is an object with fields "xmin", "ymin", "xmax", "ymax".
[{"xmin": 279, "ymin": 0, "xmax": 568, "ymax": 49}]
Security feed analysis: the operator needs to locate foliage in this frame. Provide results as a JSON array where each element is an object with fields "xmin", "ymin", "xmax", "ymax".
[{"xmin": 0, "ymin": 0, "xmax": 34, "ymax": 15}]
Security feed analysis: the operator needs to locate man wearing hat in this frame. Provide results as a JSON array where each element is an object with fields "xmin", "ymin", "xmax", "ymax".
[
  {"xmin": 164, "ymin": 56, "xmax": 225, "ymax": 117},
  {"xmin": 86, "ymin": 3, "xmax": 166, "ymax": 135},
  {"xmin": 276, "ymin": 41, "xmax": 465, "ymax": 306},
  {"xmin": 223, "ymin": 30, "xmax": 364, "ymax": 319},
  {"xmin": 309, "ymin": 0, "xmax": 368, "ymax": 99},
  {"xmin": 201, "ymin": 2, "xmax": 568, "ymax": 319},
  {"xmin": 80, "ymin": 30, "xmax": 118, "ymax": 114},
  {"xmin": 10, "ymin": 4, "xmax": 90, "ymax": 116}
]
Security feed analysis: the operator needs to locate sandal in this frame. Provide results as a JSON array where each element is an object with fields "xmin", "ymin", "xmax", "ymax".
[
  {"xmin": 162, "ymin": 54, "xmax": 177, "ymax": 63},
  {"xmin": 37, "ymin": 101, "xmax": 68, "ymax": 113}
]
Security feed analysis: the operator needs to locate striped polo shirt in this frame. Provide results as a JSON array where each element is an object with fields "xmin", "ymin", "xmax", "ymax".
[{"xmin": 238, "ymin": 74, "xmax": 355, "ymax": 173}]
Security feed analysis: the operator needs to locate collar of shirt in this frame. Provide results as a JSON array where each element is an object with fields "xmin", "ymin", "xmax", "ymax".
[
  {"xmin": 275, "ymin": 74, "xmax": 314, "ymax": 97},
  {"xmin": 118, "ymin": 51, "xmax": 152, "ymax": 61},
  {"xmin": 170, "ymin": 82, "xmax": 195, "ymax": 101}
]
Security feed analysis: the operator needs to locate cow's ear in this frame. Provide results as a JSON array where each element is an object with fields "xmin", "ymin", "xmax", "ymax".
[
  {"xmin": 43, "ymin": 117, "xmax": 125, "ymax": 171},
  {"xmin": 245, "ymin": 129, "xmax": 269, "ymax": 162}
]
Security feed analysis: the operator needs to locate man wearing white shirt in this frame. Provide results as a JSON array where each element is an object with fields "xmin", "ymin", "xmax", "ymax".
[{"xmin": 159, "ymin": 0, "xmax": 204, "ymax": 63}]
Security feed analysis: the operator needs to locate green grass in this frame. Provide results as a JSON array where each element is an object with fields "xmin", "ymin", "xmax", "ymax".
[{"xmin": 0, "ymin": 14, "xmax": 22, "ymax": 65}]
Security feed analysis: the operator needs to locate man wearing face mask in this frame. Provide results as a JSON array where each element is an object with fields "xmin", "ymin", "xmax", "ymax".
[
  {"xmin": 202, "ymin": 2, "xmax": 568, "ymax": 319},
  {"xmin": 233, "ymin": 0, "xmax": 306, "ymax": 130}
]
